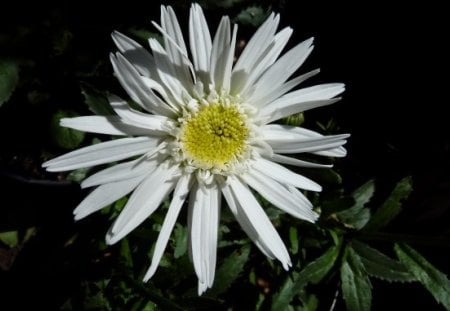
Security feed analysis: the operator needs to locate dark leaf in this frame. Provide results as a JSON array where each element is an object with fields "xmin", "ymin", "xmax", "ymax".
[
  {"xmin": 207, "ymin": 245, "xmax": 250, "ymax": 297},
  {"xmin": 352, "ymin": 240, "xmax": 415, "ymax": 282},
  {"xmin": 365, "ymin": 176, "xmax": 413, "ymax": 231},
  {"xmin": 81, "ymin": 83, "xmax": 115, "ymax": 116},
  {"xmin": 0, "ymin": 59, "xmax": 19, "ymax": 106},
  {"xmin": 51, "ymin": 110, "xmax": 85, "ymax": 149},
  {"xmin": 272, "ymin": 243, "xmax": 341, "ymax": 310},
  {"xmin": 394, "ymin": 243, "xmax": 450, "ymax": 309},
  {"xmin": 340, "ymin": 247, "xmax": 372, "ymax": 311}
]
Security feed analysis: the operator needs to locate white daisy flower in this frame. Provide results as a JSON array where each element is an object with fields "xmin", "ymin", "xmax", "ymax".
[{"xmin": 43, "ymin": 3, "xmax": 349, "ymax": 294}]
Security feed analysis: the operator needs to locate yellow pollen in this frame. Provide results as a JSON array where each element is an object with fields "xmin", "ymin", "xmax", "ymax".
[{"xmin": 180, "ymin": 104, "xmax": 249, "ymax": 168}]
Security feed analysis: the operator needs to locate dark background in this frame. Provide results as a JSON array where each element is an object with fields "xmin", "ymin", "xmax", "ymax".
[{"xmin": 1, "ymin": 1, "xmax": 448, "ymax": 310}]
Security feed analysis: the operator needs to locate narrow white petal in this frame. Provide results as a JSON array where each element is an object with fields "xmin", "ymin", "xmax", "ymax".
[
  {"xmin": 149, "ymin": 38, "xmax": 189, "ymax": 106},
  {"xmin": 189, "ymin": 183, "xmax": 204, "ymax": 283},
  {"xmin": 73, "ymin": 175, "xmax": 145, "ymax": 220},
  {"xmin": 144, "ymin": 174, "xmax": 193, "ymax": 281},
  {"xmin": 43, "ymin": 137, "xmax": 160, "ymax": 172},
  {"xmin": 249, "ymin": 37, "xmax": 314, "ymax": 104},
  {"xmin": 228, "ymin": 176, "xmax": 291, "ymax": 270},
  {"xmin": 261, "ymin": 124, "xmax": 350, "ymax": 154},
  {"xmin": 210, "ymin": 16, "xmax": 231, "ymax": 92},
  {"xmin": 253, "ymin": 158, "xmax": 322, "ymax": 192},
  {"xmin": 242, "ymin": 170, "xmax": 318, "ymax": 222},
  {"xmin": 109, "ymin": 94, "xmax": 173, "ymax": 132},
  {"xmin": 111, "ymin": 53, "xmax": 178, "ymax": 116},
  {"xmin": 81, "ymin": 157, "xmax": 156, "ymax": 188},
  {"xmin": 189, "ymin": 3, "xmax": 212, "ymax": 76},
  {"xmin": 232, "ymin": 13, "xmax": 279, "ymax": 76},
  {"xmin": 220, "ymin": 179, "xmax": 276, "ymax": 259},
  {"xmin": 314, "ymin": 146, "xmax": 348, "ymax": 157},
  {"xmin": 250, "ymin": 69, "xmax": 320, "ymax": 108},
  {"xmin": 60, "ymin": 116, "xmax": 154, "ymax": 136},
  {"xmin": 111, "ymin": 30, "xmax": 157, "ymax": 78},
  {"xmin": 269, "ymin": 153, "xmax": 333, "ymax": 168},
  {"xmin": 189, "ymin": 181, "xmax": 220, "ymax": 293},
  {"xmin": 261, "ymin": 83, "xmax": 345, "ymax": 122},
  {"xmin": 106, "ymin": 164, "xmax": 179, "ymax": 244},
  {"xmin": 239, "ymin": 27, "xmax": 293, "ymax": 98},
  {"xmin": 153, "ymin": 6, "xmax": 195, "ymax": 87}
]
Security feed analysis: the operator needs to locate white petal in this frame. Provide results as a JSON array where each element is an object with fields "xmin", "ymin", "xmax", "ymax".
[
  {"xmin": 153, "ymin": 6, "xmax": 195, "ymax": 87},
  {"xmin": 60, "ymin": 116, "xmax": 153, "ymax": 136},
  {"xmin": 109, "ymin": 94, "xmax": 173, "ymax": 132},
  {"xmin": 149, "ymin": 38, "xmax": 190, "ymax": 106},
  {"xmin": 249, "ymin": 37, "xmax": 314, "ymax": 105},
  {"xmin": 73, "ymin": 175, "xmax": 145, "ymax": 220},
  {"xmin": 111, "ymin": 30, "xmax": 157, "ymax": 78},
  {"xmin": 261, "ymin": 124, "xmax": 350, "ymax": 154},
  {"xmin": 242, "ymin": 170, "xmax": 318, "ymax": 222},
  {"xmin": 261, "ymin": 83, "xmax": 345, "ymax": 122},
  {"xmin": 110, "ymin": 53, "xmax": 178, "ymax": 117},
  {"xmin": 252, "ymin": 158, "xmax": 322, "ymax": 192},
  {"xmin": 232, "ymin": 13, "xmax": 279, "ymax": 81},
  {"xmin": 43, "ymin": 137, "xmax": 160, "ymax": 172},
  {"xmin": 210, "ymin": 16, "xmax": 234, "ymax": 92},
  {"xmin": 269, "ymin": 153, "xmax": 332, "ymax": 168},
  {"xmin": 189, "ymin": 3, "xmax": 212, "ymax": 76},
  {"xmin": 106, "ymin": 164, "xmax": 179, "ymax": 244},
  {"xmin": 81, "ymin": 157, "xmax": 156, "ymax": 188},
  {"xmin": 250, "ymin": 69, "xmax": 320, "ymax": 108},
  {"xmin": 238, "ymin": 27, "xmax": 293, "ymax": 98},
  {"xmin": 314, "ymin": 146, "xmax": 347, "ymax": 157},
  {"xmin": 188, "ymin": 181, "xmax": 220, "ymax": 294},
  {"xmin": 144, "ymin": 174, "xmax": 193, "ymax": 281},
  {"xmin": 228, "ymin": 176, "xmax": 291, "ymax": 270},
  {"xmin": 219, "ymin": 179, "xmax": 275, "ymax": 259}
]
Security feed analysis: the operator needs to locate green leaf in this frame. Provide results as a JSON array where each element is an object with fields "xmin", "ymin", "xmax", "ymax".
[
  {"xmin": 207, "ymin": 245, "xmax": 250, "ymax": 297},
  {"xmin": 394, "ymin": 243, "xmax": 450, "ymax": 309},
  {"xmin": 66, "ymin": 167, "xmax": 90, "ymax": 183},
  {"xmin": 120, "ymin": 238, "xmax": 133, "ymax": 271},
  {"xmin": 272, "ymin": 243, "xmax": 341, "ymax": 310},
  {"xmin": 336, "ymin": 180, "xmax": 374, "ymax": 229},
  {"xmin": 340, "ymin": 247, "xmax": 372, "ymax": 311},
  {"xmin": 365, "ymin": 176, "xmax": 413, "ymax": 231},
  {"xmin": 0, "ymin": 231, "xmax": 19, "ymax": 248},
  {"xmin": 173, "ymin": 224, "xmax": 188, "ymax": 259},
  {"xmin": 0, "ymin": 59, "xmax": 19, "ymax": 106},
  {"xmin": 81, "ymin": 83, "xmax": 115, "ymax": 116},
  {"xmin": 352, "ymin": 180, "xmax": 375, "ymax": 209},
  {"xmin": 289, "ymin": 226, "xmax": 299, "ymax": 255},
  {"xmin": 352, "ymin": 240, "xmax": 415, "ymax": 282},
  {"xmin": 336, "ymin": 206, "xmax": 370, "ymax": 230},
  {"xmin": 235, "ymin": 6, "xmax": 269, "ymax": 27},
  {"xmin": 51, "ymin": 110, "xmax": 85, "ymax": 149}
]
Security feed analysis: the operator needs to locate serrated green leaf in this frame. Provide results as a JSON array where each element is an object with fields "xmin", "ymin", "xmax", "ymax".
[
  {"xmin": 365, "ymin": 176, "xmax": 413, "ymax": 231},
  {"xmin": 352, "ymin": 240, "xmax": 415, "ymax": 282},
  {"xmin": 207, "ymin": 245, "xmax": 250, "ymax": 297},
  {"xmin": 394, "ymin": 243, "xmax": 450, "ymax": 308},
  {"xmin": 340, "ymin": 247, "xmax": 372, "ymax": 311},
  {"xmin": 336, "ymin": 180, "xmax": 373, "ymax": 229},
  {"xmin": 272, "ymin": 243, "xmax": 341, "ymax": 310},
  {"xmin": 321, "ymin": 197, "xmax": 356, "ymax": 216},
  {"xmin": 0, "ymin": 59, "xmax": 19, "ymax": 106},
  {"xmin": 0, "ymin": 231, "xmax": 19, "ymax": 248},
  {"xmin": 173, "ymin": 224, "xmax": 187, "ymax": 259},
  {"xmin": 352, "ymin": 180, "xmax": 375, "ymax": 209},
  {"xmin": 81, "ymin": 83, "xmax": 115, "ymax": 116},
  {"xmin": 337, "ymin": 206, "xmax": 370, "ymax": 230},
  {"xmin": 51, "ymin": 110, "xmax": 85, "ymax": 149}
]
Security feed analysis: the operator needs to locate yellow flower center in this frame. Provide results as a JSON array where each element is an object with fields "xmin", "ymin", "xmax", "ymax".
[{"xmin": 180, "ymin": 103, "xmax": 249, "ymax": 169}]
